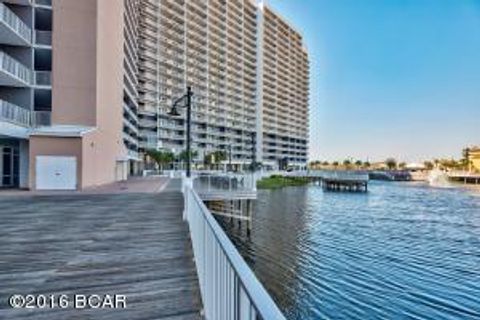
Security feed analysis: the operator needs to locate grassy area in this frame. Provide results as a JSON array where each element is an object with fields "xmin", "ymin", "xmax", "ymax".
[{"xmin": 256, "ymin": 175, "xmax": 311, "ymax": 189}]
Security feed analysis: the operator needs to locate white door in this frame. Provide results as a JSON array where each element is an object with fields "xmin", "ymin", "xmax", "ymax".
[{"xmin": 36, "ymin": 156, "xmax": 77, "ymax": 190}]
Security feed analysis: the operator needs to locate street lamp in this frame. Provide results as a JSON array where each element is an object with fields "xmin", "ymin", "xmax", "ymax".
[
  {"xmin": 168, "ymin": 86, "xmax": 193, "ymax": 178},
  {"xmin": 251, "ymin": 131, "xmax": 256, "ymax": 172}
]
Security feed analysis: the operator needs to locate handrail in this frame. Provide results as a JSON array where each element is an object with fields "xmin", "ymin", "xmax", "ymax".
[
  {"xmin": 0, "ymin": 2, "xmax": 31, "ymax": 43},
  {"xmin": 184, "ymin": 181, "xmax": 285, "ymax": 320},
  {"xmin": 0, "ymin": 99, "xmax": 30, "ymax": 127},
  {"xmin": 0, "ymin": 51, "xmax": 31, "ymax": 84}
]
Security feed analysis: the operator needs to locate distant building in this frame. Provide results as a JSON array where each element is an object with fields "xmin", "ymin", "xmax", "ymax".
[{"xmin": 469, "ymin": 147, "xmax": 480, "ymax": 172}]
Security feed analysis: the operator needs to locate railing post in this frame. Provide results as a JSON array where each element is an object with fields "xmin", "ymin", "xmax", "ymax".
[{"xmin": 182, "ymin": 177, "xmax": 193, "ymax": 221}]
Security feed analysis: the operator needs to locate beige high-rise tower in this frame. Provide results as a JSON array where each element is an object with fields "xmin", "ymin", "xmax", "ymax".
[
  {"xmin": 0, "ymin": 0, "xmax": 140, "ymax": 190},
  {"xmin": 137, "ymin": 0, "xmax": 309, "ymax": 170},
  {"xmin": 0, "ymin": 0, "xmax": 309, "ymax": 190}
]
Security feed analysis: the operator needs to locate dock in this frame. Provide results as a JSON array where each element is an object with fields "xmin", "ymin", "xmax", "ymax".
[
  {"xmin": 0, "ymin": 179, "xmax": 202, "ymax": 319},
  {"xmin": 319, "ymin": 171, "xmax": 369, "ymax": 192},
  {"xmin": 277, "ymin": 170, "xmax": 370, "ymax": 192},
  {"xmin": 448, "ymin": 171, "xmax": 480, "ymax": 185}
]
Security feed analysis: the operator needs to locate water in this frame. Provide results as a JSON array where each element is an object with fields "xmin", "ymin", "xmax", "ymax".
[{"xmin": 219, "ymin": 182, "xmax": 480, "ymax": 320}]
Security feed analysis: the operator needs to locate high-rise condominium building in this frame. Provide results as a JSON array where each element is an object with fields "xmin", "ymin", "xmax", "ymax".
[
  {"xmin": 0, "ymin": 0, "xmax": 308, "ymax": 190},
  {"xmin": 0, "ymin": 0, "xmax": 138, "ymax": 190},
  {"xmin": 137, "ymin": 0, "xmax": 309, "ymax": 170},
  {"xmin": 258, "ymin": 4, "xmax": 309, "ymax": 168}
]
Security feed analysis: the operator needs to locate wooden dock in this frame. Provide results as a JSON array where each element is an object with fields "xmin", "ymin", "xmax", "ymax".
[
  {"xmin": 0, "ymin": 179, "xmax": 202, "ymax": 319},
  {"xmin": 285, "ymin": 170, "xmax": 369, "ymax": 192},
  {"xmin": 448, "ymin": 171, "xmax": 480, "ymax": 185}
]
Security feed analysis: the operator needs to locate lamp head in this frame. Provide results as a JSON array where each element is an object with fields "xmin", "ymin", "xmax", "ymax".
[{"xmin": 167, "ymin": 107, "xmax": 181, "ymax": 117}]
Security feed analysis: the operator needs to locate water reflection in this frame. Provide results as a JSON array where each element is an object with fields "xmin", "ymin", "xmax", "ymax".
[{"xmin": 218, "ymin": 182, "xmax": 480, "ymax": 320}]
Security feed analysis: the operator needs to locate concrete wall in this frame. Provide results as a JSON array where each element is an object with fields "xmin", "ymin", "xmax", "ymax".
[
  {"xmin": 30, "ymin": 0, "xmax": 127, "ymax": 189},
  {"xmin": 83, "ymin": 0, "xmax": 126, "ymax": 187},
  {"xmin": 29, "ymin": 136, "xmax": 83, "ymax": 189},
  {"xmin": 51, "ymin": 0, "xmax": 97, "ymax": 126}
]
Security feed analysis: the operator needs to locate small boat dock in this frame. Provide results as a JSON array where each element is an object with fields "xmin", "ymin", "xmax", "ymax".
[{"xmin": 319, "ymin": 171, "xmax": 369, "ymax": 192}]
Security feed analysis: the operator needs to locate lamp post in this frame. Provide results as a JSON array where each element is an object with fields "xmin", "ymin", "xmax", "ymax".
[
  {"xmin": 228, "ymin": 143, "xmax": 232, "ymax": 172},
  {"xmin": 168, "ymin": 86, "xmax": 193, "ymax": 178},
  {"xmin": 251, "ymin": 131, "xmax": 256, "ymax": 172}
]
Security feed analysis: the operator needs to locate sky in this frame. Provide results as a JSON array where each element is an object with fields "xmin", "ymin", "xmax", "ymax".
[{"xmin": 268, "ymin": 0, "xmax": 480, "ymax": 163}]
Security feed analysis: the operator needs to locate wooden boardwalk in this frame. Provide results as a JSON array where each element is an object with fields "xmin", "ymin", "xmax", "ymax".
[{"xmin": 0, "ymin": 179, "xmax": 202, "ymax": 319}]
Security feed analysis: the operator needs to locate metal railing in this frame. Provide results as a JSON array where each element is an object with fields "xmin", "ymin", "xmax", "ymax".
[
  {"xmin": 31, "ymin": 111, "xmax": 51, "ymax": 127},
  {"xmin": 0, "ymin": 51, "xmax": 31, "ymax": 84},
  {"xmin": 193, "ymin": 172, "xmax": 256, "ymax": 194},
  {"xmin": 0, "ymin": 2, "xmax": 31, "ymax": 43},
  {"xmin": 34, "ymin": 30, "xmax": 52, "ymax": 46},
  {"xmin": 0, "ymin": 99, "xmax": 30, "ymax": 127},
  {"xmin": 34, "ymin": 0, "xmax": 52, "ymax": 7},
  {"xmin": 184, "ymin": 181, "xmax": 286, "ymax": 320},
  {"xmin": 34, "ymin": 71, "xmax": 51, "ymax": 86}
]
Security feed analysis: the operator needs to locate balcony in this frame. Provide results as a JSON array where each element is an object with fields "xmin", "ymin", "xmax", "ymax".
[
  {"xmin": 0, "ymin": 99, "xmax": 30, "ymax": 127},
  {"xmin": 33, "ymin": 0, "xmax": 52, "ymax": 8},
  {"xmin": 34, "ymin": 71, "xmax": 51, "ymax": 87},
  {"xmin": 0, "ymin": 51, "xmax": 31, "ymax": 86},
  {"xmin": 0, "ymin": 2, "xmax": 31, "ymax": 46},
  {"xmin": 31, "ymin": 111, "xmax": 51, "ymax": 127},
  {"xmin": 34, "ymin": 30, "xmax": 52, "ymax": 46}
]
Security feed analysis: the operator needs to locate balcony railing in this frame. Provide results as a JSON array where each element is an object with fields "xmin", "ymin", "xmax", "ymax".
[
  {"xmin": 0, "ymin": 51, "xmax": 31, "ymax": 85},
  {"xmin": 0, "ymin": 99, "xmax": 30, "ymax": 127},
  {"xmin": 34, "ymin": 0, "xmax": 52, "ymax": 7},
  {"xmin": 0, "ymin": 2, "xmax": 31, "ymax": 43},
  {"xmin": 31, "ymin": 111, "xmax": 51, "ymax": 127},
  {"xmin": 34, "ymin": 71, "xmax": 51, "ymax": 86},
  {"xmin": 183, "ymin": 180, "xmax": 285, "ymax": 320},
  {"xmin": 34, "ymin": 30, "xmax": 52, "ymax": 46}
]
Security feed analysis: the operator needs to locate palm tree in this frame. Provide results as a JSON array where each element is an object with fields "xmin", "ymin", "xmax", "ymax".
[
  {"xmin": 423, "ymin": 161, "xmax": 434, "ymax": 170},
  {"xmin": 355, "ymin": 160, "xmax": 363, "ymax": 169},
  {"xmin": 178, "ymin": 150, "xmax": 199, "ymax": 170},
  {"xmin": 462, "ymin": 147, "xmax": 472, "ymax": 171},
  {"xmin": 146, "ymin": 149, "xmax": 175, "ymax": 171},
  {"xmin": 204, "ymin": 150, "xmax": 227, "ymax": 169},
  {"xmin": 332, "ymin": 161, "xmax": 339, "ymax": 169},
  {"xmin": 399, "ymin": 162, "xmax": 407, "ymax": 170},
  {"xmin": 322, "ymin": 161, "xmax": 330, "ymax": 166},
  {"xmin": 385, "ymin": 158, "xmax": 397, "ymax": 170},
  {"xmin": 364, "ymin": 161, "xmax": 371, "ymax": 169}
]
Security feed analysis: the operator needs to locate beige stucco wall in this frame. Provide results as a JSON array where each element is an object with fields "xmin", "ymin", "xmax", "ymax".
[
  {"xmin": 84, "ymin": 0, "xmax": 127, "ymax": 187},
  {"xmin": 30, "ymin": 0, "xmax": 127, "ymax": 189},
  {"xmin": 29, "ymin": 136, "xmax": 83, "ymax": 190},
  {"xmin": 51, "ymin": 0, "xmax": 97, "ymax": 126}
]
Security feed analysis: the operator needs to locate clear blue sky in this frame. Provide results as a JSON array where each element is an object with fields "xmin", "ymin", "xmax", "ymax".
[{"xmin": 268, "ymin": 0, "xmax": 480, "ymax": 163}]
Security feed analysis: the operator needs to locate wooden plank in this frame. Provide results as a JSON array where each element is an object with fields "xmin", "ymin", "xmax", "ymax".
[{"xmin": 0, "ymin": 183, "xmax": 202, "ymax": 319}]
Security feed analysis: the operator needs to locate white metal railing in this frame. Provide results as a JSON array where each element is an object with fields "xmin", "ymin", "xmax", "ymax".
[
  {"xmin": 31, "ymin": 111, "xmax": 51, "ymax": 127},
  {"xmin": 184, "ymin": 181, "xmax": 286, "ymax": 320},
  {"xmin": 0, "ymin": 51, "xmax": 31, "ymax": 84},
  {"xmin": 34, "ymin": 0, "xmax": 52, "ymax": 7},
  {"xmin": 0, "ymin": 99, "xmax": 30, "ymax": 127},
  {"xmin": 34, "ymin": 30, "xmax": 52, "ymax": 46},
  {"xmin": 193, "ymin": 172, "xmax": 256, "ymax": 195},
  {"xmin": 34, "ymin": 71, "xmax": 51, "ymax": 86},
  {"xmin": 0, "ymin": 2, "xmax": 31, "ymax": 43}
]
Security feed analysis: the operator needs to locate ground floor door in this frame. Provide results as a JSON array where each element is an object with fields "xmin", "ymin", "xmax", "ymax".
[
  {"xmin": 0, "ymin": 146, "xmax": 19, "ymax": 188},
  {"xmin": 36, "ymin": 156, "xmax": 77, "ymax": 190}
]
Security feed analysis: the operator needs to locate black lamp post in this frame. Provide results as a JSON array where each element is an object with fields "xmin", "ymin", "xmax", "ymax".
[
  {"xmin": 228, "ymin": 143, "xmax": 232, "ymax": 172},
  {"xmin": 168, "ymin": 86, "xmax": 193, "ymax": 178},
  {"xmin": 251, "ymin": 131, "xmax": 256, "ymax": 172}
]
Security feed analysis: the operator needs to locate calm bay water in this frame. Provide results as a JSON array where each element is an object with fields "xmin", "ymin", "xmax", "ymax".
[{"xmin": 219, "ymin": 182, "xmax": 480, "ymax": 320}]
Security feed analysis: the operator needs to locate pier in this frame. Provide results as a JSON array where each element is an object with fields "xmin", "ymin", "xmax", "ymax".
[
  {"xmin": 448, "ymin": 171, "xmax": 480, "ymax": 185},
  {"xmin": 264, "ymin": 170, "xmax": 370, "ymax": 192}
]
